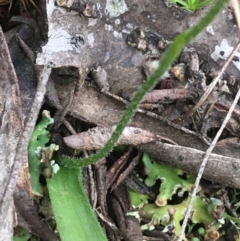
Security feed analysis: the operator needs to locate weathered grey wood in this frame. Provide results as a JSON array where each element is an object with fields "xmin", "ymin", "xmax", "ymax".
[{"xmin": 0, "ymin": 26, "xmax": 24, "ymax": 241}]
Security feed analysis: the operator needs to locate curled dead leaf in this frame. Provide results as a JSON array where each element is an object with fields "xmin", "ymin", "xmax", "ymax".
[{"xmin": 142, "ymin": 88, "xmax": 198, "ymax": 103}]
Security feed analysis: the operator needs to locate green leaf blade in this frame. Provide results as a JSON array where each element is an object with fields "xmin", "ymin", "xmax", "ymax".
[{"xmin": 47, "ymin": 166, "xmax": 108, "ymax": 241}]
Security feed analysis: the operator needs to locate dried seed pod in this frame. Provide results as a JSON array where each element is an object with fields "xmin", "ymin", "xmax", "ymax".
[
  {"xmin": 137, "ymin": 39, "xmax": 147, "ymax": 51},
  {"xmin": 170, "ymin": 63, "xmax": 186, "ymax": 82},
  {"xmin": 126, "ymin": 28, "xmax": 147, "ymax": 51},
  {"xmin": 55, "ymin": 0, "xmax": 99, "ymax": 18},
  {"xmin": 158, "ymin": 38, "xmax": 170, "ymax": 49}
]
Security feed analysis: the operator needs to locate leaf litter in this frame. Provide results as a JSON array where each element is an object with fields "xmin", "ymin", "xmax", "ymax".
[{"xmin": 2, "ymin": 0, "xmax": 240, "ymax": 240}]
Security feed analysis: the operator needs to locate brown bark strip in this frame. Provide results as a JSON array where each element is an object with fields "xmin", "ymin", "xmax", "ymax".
[
  {"xmin": 0, "ymin": 26, "xmax": 24, "ymax": 240},
  {"xmin": 0, "ymin": 25, "xmax": 56, "ymax": 241}
]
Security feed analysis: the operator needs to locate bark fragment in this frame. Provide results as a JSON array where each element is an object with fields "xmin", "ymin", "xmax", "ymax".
[{"xmin": 0, "ymin": 26, "xmax": 24, "ymax": 241}]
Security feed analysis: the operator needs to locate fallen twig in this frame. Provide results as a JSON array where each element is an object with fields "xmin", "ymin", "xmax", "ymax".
[
  {"xmin": 63, "ymin": 125, "xmax": 177, "ymax": 151},
  {"xmin": 138, "ymin": 141, "xmax": 240, "ymax": 189},
  {"xmin": 1, "ymin": 66, "xmax": 53, "ymax": 239},
  {"xmin": 0, "ymin": 26, "xmax": 24, "ymax": 240}
]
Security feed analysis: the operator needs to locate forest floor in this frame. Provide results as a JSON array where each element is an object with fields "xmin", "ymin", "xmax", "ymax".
[{"xmin": 2, "ymin": 0, "xmax": 240, "ymax": 241}]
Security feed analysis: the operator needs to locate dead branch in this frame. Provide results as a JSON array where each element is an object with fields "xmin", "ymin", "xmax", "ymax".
[
  {"xmin": 63, "ymin": 125, "xmax": 172, "ymax": 150},
  {"xmin": 55, "ymin": 84, "xmax": 240, "ymax": 159},
  {"xmin": 138, "ymin": 142, "xmax": 240, "ymax": 189},
  {"xmin": 0, "ymin": 55, "xmax": 53, "ymax": 241},
  {"xmin": 0, "ymin": 26, "xmax": 24, "ymax": 240}
]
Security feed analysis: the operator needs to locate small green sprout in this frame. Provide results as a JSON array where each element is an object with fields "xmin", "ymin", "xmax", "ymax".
[
  {"xmin": 28, "ymin": 110, "xmax": 58, "ymax": 196},
  {"xmin": 168, "ymin": 0, "xmax": 212, "ymax": 12}
]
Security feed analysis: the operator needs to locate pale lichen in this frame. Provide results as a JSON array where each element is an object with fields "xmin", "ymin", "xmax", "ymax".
[
  {"xmin": 105, "ymin": 0, "xmax": 128, "ymax": 18},
  {"xmin": 87, "ymin": 33, "xmax": 95, "ymax": 48},
  {"xmin": 113, "ymin": 31, "xmax": 122, "ymax": 38},
  {"xmin": 211, "ymin": 39, "xmax": 240, "ymax": 71}
]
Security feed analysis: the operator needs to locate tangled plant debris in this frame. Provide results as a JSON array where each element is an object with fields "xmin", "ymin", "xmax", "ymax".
[{"xmin": 2, "ymin": 0, "xmax": 240, "ymax": 240}]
